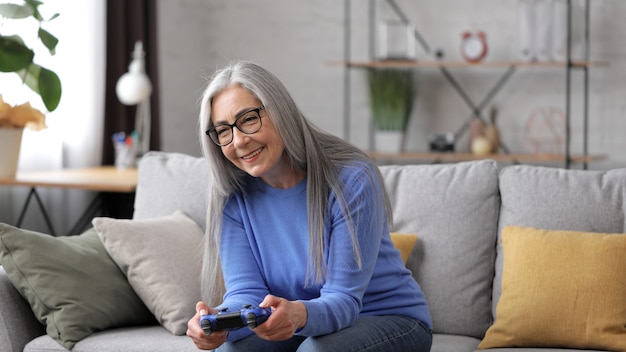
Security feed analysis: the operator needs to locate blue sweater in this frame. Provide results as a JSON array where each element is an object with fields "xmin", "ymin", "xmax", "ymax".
[{"xmin": 217, "ymin": 162, "xmax": 432, "ymax": 341}]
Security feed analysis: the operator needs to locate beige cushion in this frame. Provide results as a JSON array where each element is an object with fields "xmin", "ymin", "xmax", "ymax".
[{"xmin": 93, "ymin": 211, "xmax": 204, "ymax": 335}]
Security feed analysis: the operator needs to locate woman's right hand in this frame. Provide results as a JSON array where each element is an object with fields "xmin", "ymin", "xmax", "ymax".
[{"xmin": 186, "ymin": 301, "xmax": 228, "ymax": 350}]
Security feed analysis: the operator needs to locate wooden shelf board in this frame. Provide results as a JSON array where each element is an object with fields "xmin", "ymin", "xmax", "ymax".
[
  {"xmin": 329, "ymin": 60, "xmax": 609, "ymax": 69},
  {"xmin": 367, "ymin": 151, "xmax": 607, "ymax": 164}
]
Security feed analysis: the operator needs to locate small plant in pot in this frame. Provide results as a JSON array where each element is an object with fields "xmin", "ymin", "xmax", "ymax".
[
  {"xmin": 367, "ymin": 68, "xmax": 415, "ymax": 153},
  {"xmin": 0, "ymin": 0, "xmax": 61, "ymax": 177}
]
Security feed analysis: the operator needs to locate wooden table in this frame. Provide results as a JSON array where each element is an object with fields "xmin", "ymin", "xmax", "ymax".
[{"xmin": 0, "ymin": 166, "xmax": 138, "ymax": 235}]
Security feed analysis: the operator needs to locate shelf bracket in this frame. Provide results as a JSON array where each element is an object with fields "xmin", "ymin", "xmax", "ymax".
[{"xmin": 445, "ymin": 65, "xmax": 517, "ymax": 151}]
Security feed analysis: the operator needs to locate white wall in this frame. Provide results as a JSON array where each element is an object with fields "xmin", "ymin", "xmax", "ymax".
[
  {"xmin": 157, "ymin": 0, "xmax": 345, "ymax": 157},
  {"xmin": 157, "ymin": 0, "xmax": 626, "ymax": 170}
]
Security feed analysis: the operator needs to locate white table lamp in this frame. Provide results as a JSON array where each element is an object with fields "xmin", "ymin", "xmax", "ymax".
[{"xmin": 115, "ymin": 41, "xmax": 152, "ymax": 156}]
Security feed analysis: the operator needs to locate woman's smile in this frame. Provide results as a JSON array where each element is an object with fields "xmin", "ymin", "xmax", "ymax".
[{"xmin": 241, "ymin": 147, "xmax": 264, "ymax": 161}]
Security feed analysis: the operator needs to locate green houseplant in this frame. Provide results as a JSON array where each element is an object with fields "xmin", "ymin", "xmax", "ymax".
[
  {"xmin": 0, "ymin": 0, "xmax": 61, "ymax": 113},
  {"xmin": 367, "ymin": 68, "xmax": 415, "ymax": 152},
  {"xmin": 0, "ymin": 0, "xmax": 60, "ymax": 177}
]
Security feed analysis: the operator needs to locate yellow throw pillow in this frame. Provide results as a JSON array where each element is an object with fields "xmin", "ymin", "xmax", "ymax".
[
  {"xmin": 390, "ymin": 232, "xmax": 418, "ymax": 264},
  {"xmin": 479, "ymin": 226, "xmax": 626, "ymax": 351}
]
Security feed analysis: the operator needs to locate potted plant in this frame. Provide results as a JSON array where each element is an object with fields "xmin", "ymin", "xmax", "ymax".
[
  {"xmin": 0, "ymin": 0, "xmax": 61, "ymax": 177},
  {"xmin": 367, "ymin": 68, "xmax": 415, "ymax": 153},
  {"xmin": 0, "ymin": 0, "xmax": 61, "ymax": 112}
]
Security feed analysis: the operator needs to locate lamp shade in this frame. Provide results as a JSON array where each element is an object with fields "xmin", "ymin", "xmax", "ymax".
[{"xmin": 116, "ymin": 41, "xmax": 152, "ymax": 105}]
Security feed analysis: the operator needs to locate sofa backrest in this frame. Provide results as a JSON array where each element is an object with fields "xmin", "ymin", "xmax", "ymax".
[
  {"xmin": 134, "ymin": 153, "xmax": 503, "ymax": 339},
  {"xmin": 380, "ymin": 160, "xmax": 500, "ymax": 339},
  {"xmin": 494, "ymin": 165, "xmax": 626, "ymax": 314},
  {"xmin": 133, "ymin": 152, "xmax": 210, "ymax": 230}
]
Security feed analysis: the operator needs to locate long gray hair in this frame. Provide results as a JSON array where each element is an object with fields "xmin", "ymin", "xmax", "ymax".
[{"xmin": 198, "ymin": 61, "xmax": 393, "ymax": 306}]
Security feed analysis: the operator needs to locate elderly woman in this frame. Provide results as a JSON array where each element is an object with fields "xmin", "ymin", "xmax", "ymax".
[{"xmin": 186, "ymin": 61, "xmax": 432, "ymax": 352}]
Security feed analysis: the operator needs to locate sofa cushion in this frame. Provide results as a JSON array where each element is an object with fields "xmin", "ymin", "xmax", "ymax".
[
  {"xmin": 389, "ymin": 232, "xmax": 418, "ymax": 264},
  {"xmin": 93, "ymin": 211, "xmax": 204, "ymax": 335},
  {"xmin": 380, "ymin": 160, "xmax": 500, "ymax": 339},
  {"xmin": 495, "ymin": 165, "xmax": 626, "ymax": 312},
  {"xmin": 133, "ymin": 151, "xmax": 210, "ymax": 230},
  {"xmin": 472, "ymin": 349, "xmax": 606, "ymax": 352},
  {"xmin": 24, "ymin": 326, "xmax": 199, "ymax": 352},
  {"xmin": 479, "ymin": 226, "xmax": 626, "ymax": 351},
  {"xmin": 0, "ymin": 224, "xmax": 155, "ymax": 350},
  {"xmin": 431, "ymin": 333, "xmax": 480, "ymax": 352}
]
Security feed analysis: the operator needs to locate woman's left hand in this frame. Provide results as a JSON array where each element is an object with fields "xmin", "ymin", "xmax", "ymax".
[{"xmin": 253, "ymin": 294, "xmax": 307, "ymax": 341}]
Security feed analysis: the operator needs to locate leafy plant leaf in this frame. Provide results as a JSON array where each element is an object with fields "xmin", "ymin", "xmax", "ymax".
[
  {"xmin": 0, "ymin": 36, "xmax": 34, "ymax": 72},
  {"xmin": 367, "ymin": 68, "xmax": 416, "ymax": 131},
  {"xmin": 21, "ymin": 64, "xmax": 41, "ymax": 94},
  {"xmin": 19, "ymin": 63, "xmax": 61, "ymax": 112},
  {"xmin": 38, "ymin": 28, "xmax": 58, "ymax": 55},
  {"xmin": 0, "ymin": 3, "xmax": 34, "ymax": 19},
  {"xmin": 24, "ymin": 0, "xmax": 44, "ymax": 21},
  {"xmin": 38, "ymin": 67, "xmax": 61, "ymax": 111}
]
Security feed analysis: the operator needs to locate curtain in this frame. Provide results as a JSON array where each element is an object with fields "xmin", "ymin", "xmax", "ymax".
[{"xmin": 103, "ymin": 0, "xmax": 160, "ymax": 165}]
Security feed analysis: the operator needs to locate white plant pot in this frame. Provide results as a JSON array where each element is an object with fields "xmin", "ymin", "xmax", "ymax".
[
  {"xmin": 374, "ymin": 130, "xmax": 405, "ymax": 153},
  {"xmin": 0, "ymin": 128, "xmax": 24, "ymax": 177}
]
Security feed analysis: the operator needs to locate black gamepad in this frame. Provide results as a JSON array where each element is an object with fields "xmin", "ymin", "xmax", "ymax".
[{"xmin": 199, "ymin": 304, "xmax": 272, "ymax": 336}]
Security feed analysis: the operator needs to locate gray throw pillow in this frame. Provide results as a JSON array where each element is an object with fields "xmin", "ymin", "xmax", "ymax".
[
  {"xmin": 93, "ymin": 210, "xmax": 204, "ymax": 335},
  {"xmin": 0, "ymin": 224, "xmax": 155, "ymax": 350}
]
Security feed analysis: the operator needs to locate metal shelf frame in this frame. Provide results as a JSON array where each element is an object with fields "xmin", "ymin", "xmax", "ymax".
[{"xmin": 341, "ymin": 0, "xmax": 593, "ymax": 169}]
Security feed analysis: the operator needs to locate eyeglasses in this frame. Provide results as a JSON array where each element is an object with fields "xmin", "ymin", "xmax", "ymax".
[{"xmin": 205, "ymin": 106, "xmax": 265, "ymax": 146}]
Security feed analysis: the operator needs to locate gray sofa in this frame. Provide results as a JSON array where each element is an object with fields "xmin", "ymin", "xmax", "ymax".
[{"xmin": 1, "ymin": 151, "xmax": 625, "ymax": 352}]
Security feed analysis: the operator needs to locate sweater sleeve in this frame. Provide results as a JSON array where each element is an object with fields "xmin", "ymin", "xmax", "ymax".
[
  {"xmin": 298, "ymin": 164, "xmax": 386, "ymax": 336},
  {"xmin": 218, "ymin": 195, "xmax": 270, "ymax": 342}
]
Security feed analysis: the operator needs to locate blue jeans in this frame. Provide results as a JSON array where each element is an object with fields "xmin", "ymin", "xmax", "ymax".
[{"xmin": 215, "ymin": 315, "xmax": 432, "ymax": 352}]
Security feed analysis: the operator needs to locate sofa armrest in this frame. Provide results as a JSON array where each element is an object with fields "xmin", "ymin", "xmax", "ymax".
[{"xmin": 0, "ymin": 266, "xmax": 45, "ymax": 352}]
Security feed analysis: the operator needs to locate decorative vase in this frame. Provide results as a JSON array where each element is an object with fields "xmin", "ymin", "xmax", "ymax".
[
  {"xmin": 374, "ymin": 130, "xmax": 405, "ymax": 153},
  {"xmin": 471, "ymin": 136, "xmax": 492, "ymax": 156},
  {"xmin": 0, "ymin": 128, "xmax": 24, "ymax": 177},
  {"xmin": 484, "ymin": 106, "xmax": 501, "ymax": 153},
  {"xmin": 468, "ymin": 117, "xmax": 486, "ymax": 152}
]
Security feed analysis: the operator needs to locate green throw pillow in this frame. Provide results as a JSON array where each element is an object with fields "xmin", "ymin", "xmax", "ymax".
[{"xmin": 0, "ymin": 223, "xmax": 155, "ymax": 350}]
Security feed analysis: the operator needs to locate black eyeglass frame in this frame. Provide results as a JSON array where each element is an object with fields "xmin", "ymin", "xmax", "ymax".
[{"xmin": 205, "ymin": 106, "xmax": 265, "ymax": 146}]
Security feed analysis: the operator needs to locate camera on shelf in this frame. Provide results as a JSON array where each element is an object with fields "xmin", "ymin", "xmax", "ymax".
[{"xmin": 429, "ymin": 133, "xmax": 455, "ymax": 152}]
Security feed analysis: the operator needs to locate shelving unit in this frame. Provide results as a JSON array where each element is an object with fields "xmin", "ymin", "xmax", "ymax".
[{"xmin": 340, "ymin": 0, "xmax": 606, "ymax": 169}]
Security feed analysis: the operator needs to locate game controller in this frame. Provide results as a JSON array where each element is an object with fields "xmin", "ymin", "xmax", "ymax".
[{"xmin": 199, "ymin": 304, "xmax": 272, "ymax": 336}]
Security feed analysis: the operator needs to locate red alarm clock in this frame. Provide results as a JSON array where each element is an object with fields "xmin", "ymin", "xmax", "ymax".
[{"xmin": 461, "ymin": 30, "xmax": 488, "ymax": 63}]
